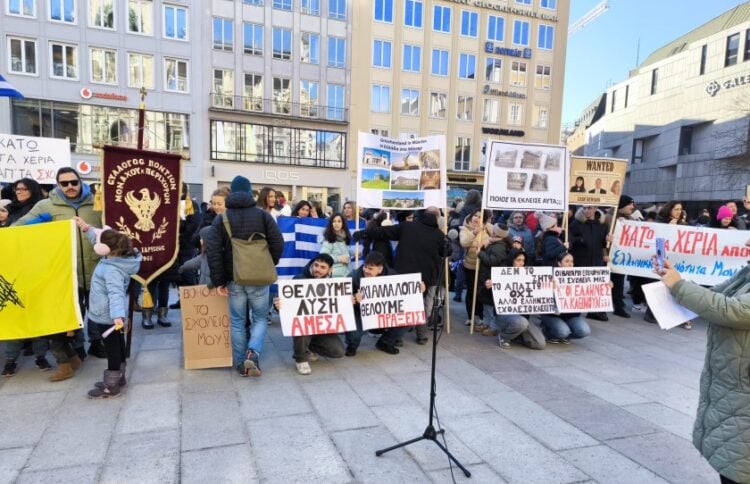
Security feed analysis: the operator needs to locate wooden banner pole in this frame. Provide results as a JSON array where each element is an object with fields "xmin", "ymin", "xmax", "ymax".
[{"xmin": 469, "ymin": 207, "xmax": 486, "ymax": 335}]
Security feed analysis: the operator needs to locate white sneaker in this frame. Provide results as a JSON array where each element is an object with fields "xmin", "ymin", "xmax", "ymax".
[
  {"xmin": 632, "ymin": 304, "xmax": 645, "ymax": 312},
  {"xmin": 497, "ymin": 336, "xmax": 510, "ymax": 349},
  {"xmin": 296, "ymin": 361, "xmax": 312, "ymax": 375}
]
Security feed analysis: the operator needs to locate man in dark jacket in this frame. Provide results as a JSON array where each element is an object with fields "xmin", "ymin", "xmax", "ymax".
[
  {"xmin": 205, "ymin": 176, "xmax": 283, "ymax": 377},
  {"xmin": 569, "ymin": 205, "xmax": 609, "ymax": 321},
  {"xmin": 610, "ymin": 195, "xmax": 636, "ymax": 318}
]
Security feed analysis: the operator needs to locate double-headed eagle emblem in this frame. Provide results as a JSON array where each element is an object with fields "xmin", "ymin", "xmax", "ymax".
[{"xmin": 125, "ymin": 188, "xmax": 161, "ymax": 231}]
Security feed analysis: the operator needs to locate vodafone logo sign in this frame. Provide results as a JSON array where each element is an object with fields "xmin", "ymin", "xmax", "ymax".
[
  {"xmin": 76, "ymin": 160, "xmax": 92, "ymax": 175},
  {"xmin": 80, "ymin": 87, "xmax": 93, "ymax": 99}
]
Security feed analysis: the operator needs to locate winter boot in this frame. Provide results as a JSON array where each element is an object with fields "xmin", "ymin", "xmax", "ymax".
[
  {"xmin": 70, "ymin": 355, "xmax": 83, "ymax": 371},
  {"xmin": 142, "ymin": 309, "xmax": 155, "ymax": 329},
  {"xmin": 87, "ymin": 339, "xmax": 107, "ymax": 358},
  {"xmin": 95, "ymin": 363, "xmax": 126, "ymax": 389},
  {"xmin": 88, "ymin": 370, "xmax": 122, "ymax": 399},
  {"xmin": 49, "ymin": 362, "xmax": 75, "ymax": 382},
  {"xmin": 157, "ymin": 307, "xmax": 172, "ymax": 327}
]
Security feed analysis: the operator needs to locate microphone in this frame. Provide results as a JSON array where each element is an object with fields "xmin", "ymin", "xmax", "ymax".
[{"xmin": 25, "ymin": 213, "xmax": 52, "ymax": 225}]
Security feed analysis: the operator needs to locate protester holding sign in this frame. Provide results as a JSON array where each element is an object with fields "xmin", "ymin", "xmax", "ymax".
[
  {"xmin": 543, "ymin": 252, "xmax": 592, "ymax": 344},
  {"xmin": 320, "ymin": 213, "xmax": 353, "ymax": 278},
  {"xmin": 608, "ymin": 196, "xmax": 637, "ymax": 319},
  {"xmin": 460, "ymin": 209, "xmax": 494, "ymax": 328},
  {"xmin": 569, "ymin": 205, "xmax": 609, "ymax": 321},
  {"xmin": 476, "ymin": 224, "xmax": 510, "ymax": 337}
]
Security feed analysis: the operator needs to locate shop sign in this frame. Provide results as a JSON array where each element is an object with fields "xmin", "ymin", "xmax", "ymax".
[
  {"xmin": 481, "ymin": 127, "xmax": 525, "ymax": 137},
  {"xmin": 705, "ymin": 73, "xmax": 750, "ymax": 97},
  {"xmin": 483, "ymin": 85, "xmax": 527, "ymax": 99},
  {"xmin": 484, "ymin": 42, "xmax": 533, "ymax": 59},
  {"xmin": 262, "ymin": 169, "xmax": 300, "ymax": 182},
  {"xmin": 80, "ymin": 87, "xmax": 128, "ymax": 102},
  {"xmin": 443, "ymin": 0, "xmax": 558, "ymax": 22}
]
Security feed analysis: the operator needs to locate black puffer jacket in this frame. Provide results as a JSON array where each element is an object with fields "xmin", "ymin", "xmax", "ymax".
[
  {"xmin": 568, "ymin": 208, "xmax": 608, "ymax": 267},
  {"xmin": 205, "ymin": 192, "xmax": 284, "ymax": 288},
  {"xmin": 477, "ymin": 238, "xmax": 510, "ymax": 305}
]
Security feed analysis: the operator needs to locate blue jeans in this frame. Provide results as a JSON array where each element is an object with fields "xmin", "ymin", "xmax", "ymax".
[
  {"xmin": 496, "ymin": 314, "xmax": 530, "ymax": 340},
  {"xmin": 5, "ymin": 338, "xmax": 48, "ymax": 360},
  {"xmin": 228, "ymin": 282, "xmax": 270, "ymax": 368},
  {"xmin": 541, "ymin": 315, "xmax": 590, "ymax": 340}
]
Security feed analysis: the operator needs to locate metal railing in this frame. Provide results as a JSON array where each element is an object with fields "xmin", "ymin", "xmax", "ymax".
[{"xmin": 209, "ymin": 93, "xmax": 348, "ymax": 122}]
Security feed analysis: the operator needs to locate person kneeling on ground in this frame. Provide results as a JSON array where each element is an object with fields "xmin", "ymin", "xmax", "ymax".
[{"xmin": 541, "ymin": 252, "xmax": 592, "ymax": 344}]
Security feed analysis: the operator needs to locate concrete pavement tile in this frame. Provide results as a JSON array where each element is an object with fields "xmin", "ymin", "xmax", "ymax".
[
  {"xmin": 0, "ymin": 391, "xmax": 65, "ymax": 448},
  {"xmin": 553, "ymin": 350, "xmax": 659, "ymax": 385},
  {"xmin": 246, "ymin": 414, "xmax": 350, "ymax": 483},
  {"xmin": 560, "ymin": 445, "xmax": 669, "ymax": 484},
  {"xmin": 605, "ymin": 431, "xmax": 716, "ymax": 484},
  {"xmin": 16, "ymin": 464, "xmax": 100, "ymax": 484},
  {"xmin": 390, "ymin": 371, "xmax": 491, "ymax": 419},
  {"xmin": 128, "ymin": 349, "xmax": 183, "ymax": 384},
  {"xmin": 503, "ymin": 344, "xmax": 582, "ymax": 369},
  {"xmin": 339, "ymin": 368, "xmax": 413, "ymax": 407},
  {"xmin": 182, "ymin": 367, "xmax": 234, "ymax": 393},
  {"xmin": 138, "ymin": 333, "xmax": 182, "ymax": 351},
  {"xmin": 621, "ymin": 402, "xmax": 695, "ymax": 441},
  {"xmin": 375, "ymin": 350, "xmax": 432, "ymax": 375},
  {"xmin": 436, "ymin": 357, "xmax": 514, "ymax": 395},
  {"xmin": 622, "ymin": 379, "xmax": 699, "ymax": 416},
  {"xmin": 181, "ymin": 444, "xmax": 258, "ymax": 484},
  {"xmin": 574, "ymin": 335, "xmax": 641, "ymax": 359},
  {"xmin": 237, "ymin": 378, "xmax": 313, "ymax": 420},
  {"xmin": 331, "ymin": 427, "xmax": 431, "ymax": 483},
  {"xmin": 181, "ymin": 391, "xmax": 246, "ymax": 451},
  {"xmin": 427, "ymin": 463, "xmax": 507, "ymax": 483},
  {"xmin": 491, "ymin": 369, "xmax": 591, "ymax": 403},
  {"xmin": 544, "ymin": 366, "xmax": 651, "ymax": 406},
  {"xmin": 0, "ymin": 447, "xmax": 32, "ymax": 483},
  {"xmin": 616, "ymin": 354, "xmax": 701, "ymax": 390},
  {"xmin": 116, "ymin": 382, "xmax": 180, "ymax": 434},
  {"xmin": 300, "ymin": 379, "xmax": 379, "ymax": 432},
  {"xmin": 101, "ymin": 430, "xmax": 179, "ymax": 484}
]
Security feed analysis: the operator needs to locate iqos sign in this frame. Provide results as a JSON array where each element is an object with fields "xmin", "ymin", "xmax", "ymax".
[{"xmin": 262, "ymin": 169, "xmax": 300, "ymax": 182}]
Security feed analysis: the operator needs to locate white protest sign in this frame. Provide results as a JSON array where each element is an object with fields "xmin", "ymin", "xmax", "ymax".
[
  {"xmin": 553, "ymin": 267, "xmax": 613, "ymax": 313},
  {"xmin": 491, "ymin": 266, "xmax": 556, "ymax": 314},
  {"xmin": 0, "ymin": 134, "xmax": 72, "ymax": 183},
  {"xmin": 642, "ymin": 281, "xmax": 697, "ymax": 330},
  {"xmin": 483, "ymin": 141, "xmax": 568, "ymax": 211},
  {"xmin": 277, "ymin": 277, "xmax": 356, "ymax": 337},
  {"xmin": 358, "ymin": 273, "xmax": 425, "ymax": 331}
]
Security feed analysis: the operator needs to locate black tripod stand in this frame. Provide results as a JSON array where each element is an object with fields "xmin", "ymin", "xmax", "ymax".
[{"xmin": 375, "ymin": 255, "xmax": 471, "ymax": 478}]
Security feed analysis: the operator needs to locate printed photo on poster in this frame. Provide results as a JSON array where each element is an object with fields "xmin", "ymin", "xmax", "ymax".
[{"xmin": 568, "ymin": 156, "xmax": 628, "ymax": 207}]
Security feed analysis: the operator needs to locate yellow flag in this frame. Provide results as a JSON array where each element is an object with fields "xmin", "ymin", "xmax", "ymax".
[{"xmin": 0, "ymin": 220, "xmax": 83, "ymax": 339}]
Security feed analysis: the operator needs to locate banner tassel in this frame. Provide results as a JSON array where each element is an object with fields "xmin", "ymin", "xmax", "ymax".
[
  {"xmin": 141, "ymin": 286, "xmax": 154, "ymax": 309},
  {"xmin": 93, "ymin": 184, "xmax": 103, "ymax": 212}
]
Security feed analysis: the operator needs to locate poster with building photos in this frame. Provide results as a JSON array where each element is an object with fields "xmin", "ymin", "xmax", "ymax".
[
  {"xmin": 569, "ymin": 156, "xmax": 628, "ymax": 207},
  {"xmin": 483, "ymin": 141, "xmax": 569, "ymax": 212},
  {"xmin": 357, "ymin": 132, "xmax": 447, "ymax": 210}
]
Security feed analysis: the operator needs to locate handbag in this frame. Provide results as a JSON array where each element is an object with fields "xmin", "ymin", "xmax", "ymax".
[{"xmin": 222, "ymin": 215, "xmax": 277, "ymax": 285}]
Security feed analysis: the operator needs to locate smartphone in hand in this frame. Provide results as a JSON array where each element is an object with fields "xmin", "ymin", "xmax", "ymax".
[{"xmin": 655, "ymin": 237, "xmax": 666, "ymax": 272}]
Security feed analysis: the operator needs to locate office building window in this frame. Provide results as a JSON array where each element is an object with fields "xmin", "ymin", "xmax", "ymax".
[
  {"xmin": 745, "ymin": 29, "xmax": 750, "ymax": 61},
  {"xmin": 632, "ymin": 139, "xmax": 643, "ymax": 164},
  {"xmin": 371, "ymin": 84, "xmax": 391, "ymax": 112},
  {"xmin": 50, "ymin": 42, "xmax": 77, "ymax": 79},
  {"xmin": 374, "ymin": 0, "xmax": 392, "ymax": 22},
  {"xmin": 8, "ymin": 37, "xmax": 36, "ymax": 75},
  {"xmin": 460, "ymin": 10, "xmax": 478, "ymax": 37},
  {"xmin": 624, "ymin": 84, "xmax": 629, "ymax": 108},
  {"xmin": 513, "ymin": 20, "xmax": 529, "ymax": 46},
  {"xmin": 538, "ymin": 25, "xmax": 554, "ymax": 50},
  {"xmin": 329, "ymin": 0, "xmax": 345, "ymax": 20},
  {"xmin": 90, "ymin": 0, "xmax": 113, "ymax": 28},
  {"xmin": 515, "ymin": 0, "xmax": 531, "ymax": 4},
  {"xmin": 403, "ymin": 44, "xmax": 421, "ymax": 72},
  {"xmin": 404, "ymin": 0, "xmax": 422, "ymax": 28},
  {"xmin": 164, "ymin": 5, "xmax": 188, "ymax": 40},
  {"xmin": 213, "ymin": 68, "xmax": 234, "ymax": 108},
  {"xmin": 541, "ymin": 0, "xmax": 555, "ymax": 9},
  {"xmin": 90, "ymin": 47, "xmax": 116, "ymax": 84},
  {"xmin": 533, "ymin": 105, "xmax": 548, "ymax": 128},
  {"xmin": 300, "ymin": 32, "xmax": 320, "ymax": 64},
  {"xmin": 487, "ymin": 15, "xmax": 504, "ymax": 42},
  {"xmin": 301, "ymin": 0, "xmax": 319, "ymax": 15},
  {"xmin": 457, "ymin": 95, "xmax": 473, "ymax": 121},
  {"xmin": 510, "ymin": 61, "xmax": 526, "ymax": 86},
  {"xmin": 243, "ymin": 73, "xmax": 263, "ymax": 111},
  {"xmin": 610, "ymin": 90, "xmax": 616, "ymax": 113},
  {"xmin": 431, "ymin": 49, "xmax": 448, "ymax": 76},
  {"xmin": 401, "ymin": 88, "xmax": 419, "ymax": 116},
  {"xmin": 458, "ymin": 53, "xmax": 475, "ymax": 79},
  {"xmin": 327, "ymin": 84, "xmax": 344, "ymax": 120},
  {"xmin": 534, "ymin": 64, "xmax": 550, "ymax": 89},
  {"xmin": 128, "ymin": 0, "xmax": 152, "ymax": 34},
  {"xmin": 650, "ymin": 68, "xmax": 658, "ymax": 95},
  {"xmin": 454, "ymin": 137, "xmax": 471, "ymax": 171},
  {"xmin": 371, "ymin": 128, "xmax": 389, "ymax": 137},
  {"xmin": 164, "ymin": 57, "xmax": 188, "ymax": 92},
  {"xmin": 433, "ymin": 5, "xmax": 450, "ymax": 33},
  {"xmin": 50, "ymin": 0, "xmax": 74, "ymax": 22},
  {"xmin": 243, "ymin": 23, "xmax": 263, "ymax": 56},
  {"xmin": 272, "ymin": 28, "xmax": 291, "ymax": 60},
  {"xmin": 373, "ymin": 39, "xmax": 392, "ymax": 68},
  {"xmin": 483, "ymin": 99, "xmax": 499, "ymax": 123},
  {"xmin": 213, "ymin": 17, "xmax": 233, "ymax": 51},
  {"xmin": 679, "ymin": 126, "xmax": 693, "ymax": 155},
  {"xmin": 429, "ymin": 92, "xmax": 447, "ymax": 118},
  {"xmin": 725, "ymin": 33, "xmax": 739, "ymax": 67},
  {"xmin": 128, "ymin": 52, "xmax": 154, "ymax": 89},
  {"xmin": 7, "ymin": 0, "xmax": 34, "ymax": 16},
  {"xmin": 699, "ymin": 44, "xmax": 707, "ymax": 75},
  {"xmin": 486, "ymin": 58, "xmax": 502, "ymax": 82},
  {"xmin": 328, "ymin": 37, "xmax": 345, "ymax": 68},
  {"xmin": 273, "ymin": 77, "xmax": 291, "ymax": 114},
  {"xmin": 273, "ymin": 0, "xmax": 291, "ymax": 10},
  {"xmin": 244, "ymin": 0, "xmax": 262, "ymax": 4},
  {"xmin": 508, "ymin": 102, "xmax": 523, "ymax": 125},
  {"xmin": 300, "ymin": 80, "xmax": 319, "ymax": 117}
]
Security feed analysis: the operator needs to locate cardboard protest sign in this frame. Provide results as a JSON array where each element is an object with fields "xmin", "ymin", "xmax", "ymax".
[
  {"xmin": 179, "ymin": 285, "xmax": 232, "ymax": 369},
  {"xmin": 610, "ymin": 220, "xmax": 749, "ymax": 286},
  {"xmin": 0, "ymin": 133, "xmax": 71, "ymax": 183},
  {"xmin": 278, "ymin": 277, "xmax": 357, "ymax": 337},
  {"xmin": 491, "ymin": 266, "xmax": 556, "ymax": 315},
  {"xmin": 483, "ymin": 141, "xmax": 568, "ymax": 211},
  {"xmin": 356, "ymin": 132, "xmax": 447, "ymax": 210},
  {"xmin": 358, "ymin": 273, "xmax": 425, "ymax": 331},
  {"xmin": 553, "ymin": 267, "xmax": 613, "ymax": 313},
  {"xmin": 568, "ymin": 156, "xmax": 628, "ymax": 207}
]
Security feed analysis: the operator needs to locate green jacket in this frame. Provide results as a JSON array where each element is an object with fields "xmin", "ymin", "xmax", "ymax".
[
  {"xmin": 671, "ymin": 266, "xmax": 750, "ymax": 483},
  {"xmin": 14, "ymin": 190, "xmax": 101, "ymax": 289}
]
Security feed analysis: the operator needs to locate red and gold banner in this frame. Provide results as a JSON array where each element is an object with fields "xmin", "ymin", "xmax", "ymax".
[{"xmin": 101, "ymin": 145, "xmax": 182, "ymax": 286}]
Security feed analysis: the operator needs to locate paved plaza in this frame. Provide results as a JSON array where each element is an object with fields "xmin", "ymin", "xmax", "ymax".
[{"xmin": 0, "ymin": 298, "xmax": 716, "ymax": 483}]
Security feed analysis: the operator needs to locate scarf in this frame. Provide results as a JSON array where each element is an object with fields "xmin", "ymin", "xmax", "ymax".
[{"xmin": 55, "ymin": 183, "xmax": 91, "ymax": 210}]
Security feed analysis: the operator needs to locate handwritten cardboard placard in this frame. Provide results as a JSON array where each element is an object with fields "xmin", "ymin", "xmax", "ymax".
[
  {"xmin": 568, "ymin": 156, "xmax": 628, "ymax": 207},
  {"xmin": 0, "ymin": 133, "xmax": 71, "ymax": 183},
  {"xmin": 609, "ymin": 220, "xmax": 749, "ymax": 286},
  {"xmin": 179, "ymin": 285, "xmax": 232, "ymax": 370},
  {"xmin": 277, "ymin": 277, "xmax": 357, "ymax": 337},
  {"xmin": 553, "ymin": 267, "xmax": 613, "ymax": 313},
  {"xmin": 491, "ymin": 266, "xmax": 555, "ymax": 315},
  {"xmin": 358, "ymin": 273, "xmax": 425, "ymax": 331}
]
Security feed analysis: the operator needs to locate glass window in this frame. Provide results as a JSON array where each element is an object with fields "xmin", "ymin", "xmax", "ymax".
[
  {"xmin": 625, "ymin": 84, "xmax": 629, "ymax": 108},
  {"xmin": 510, "ymin": 61, "xmax": 527, "ymax": 86},
  {"xmin": 486, "ymin": 57, "xmax": 502, "ymax": 82},
  {"xmin": 273, "ymin": 0, "xmax": 291, "ymax": 10},
  {"xmin": 327, "ymin": 84, "xmax": 344, "ymax": 120},
  {"xmin": 454, "ymin": 137, "xmax": 470, "ymax": 171},
  {"xmin": 374, "ymin": 0, "xmax": 392, "ymax": 22},
  {"xmin": 538, "ymin": 25, "xmax": 554, "ymax": 50},
  {"xmin": 212, "ymin": 69, "xmax": 234, "ymax": 108},
  {"xmin": 300, "ymin": 32, "xmax": 320, "ymax": 64},
  {"xmin": 433, "ymin": 5, "xmax": 450, "ymax": 33},
  {"xmin": 483, "ymin": 99, "xmax": 499, "ymax": 123},
  {"xmin": 328, "ymin": 37, "xmax": 345, "ymax": 68},
  {"xmin": 487, "ymin": 15, "xmax": 504, "ymax": 42},
  {"xmin": 301, "ymin": 0, "xmax": 319, "ymax": 15},
  {"xmin": 213, "ymin": 17, "xmax": 233, "ymax": 51},
  {"xmin": 650, "ymin": 68, "xmax": 658, "ymax": 95},
  {"xmin": 244, "ymin": 23, "xmax": 263, "ymax": 55},
  {"xmin": 50, "ymin": 0, "xmax": 74, "ymax": 22},
  {"xmin": 745, "ymin": 29, "xmax": 750, "ymax": 61},
  {"xmin": 164, "ymin": 57, "xmax": 188, "ymax": 92},
  {"xmin": 128, "ymin": 52, "xmax": 154, "ymax": 89},
  {"xmin": 244, "ymin": 0, "xmax": 263, "ymax": 4},
  {"xmin": 534, "ymin": 64, "xmax": 551, "ymax": 89},
  {"xmin": 371, "ymin": 84, "xmax": 391, "ymax": 112},
  {"xmin": 373, "ymin": 40, "xmax": 392, "ymax": 68},
  {"xmin": 515, "ymin": 0, "xmax": 531, "ymax": 4},
  {"xmin": 541, "ymin": 0, "xmax": 555, "ymax": 8},
  {"xmin": 272, "ymin": 77, "xmax": 291, "ymax": 114},
  {"xmin": 8, "ymin": 37, "xmax": 36, "ymax": 75},
  {"xmin": 725, "ymin": 33, "xmax": 739, "ymax": 67},
  {"xmin": 300, "ymin": 80, "xmax": 319, "ymax": 117},
  {"xmin": 50, "ymin": 42, "xmax": 77, "ymax": 79},
  {"xmin": 272, "ymin": 28, "xmax": 292, "ymax": 60},
  {"xmin": 164, "ymin": 5, "xmax": 188, "ymax": 40},
  {"xmin": 8, "ymin": 0, "xmax": 35, "ymax": 16},
  {"xmin": 508, "ymin": 102, "xmax": 523, "ymax": 125},
  {"xmin": 428, "ymin": 92, "xmax": 447, "ymax": 118},
  {"xmin": 460, "ymin": 10, "xmax": 478, "ymax": 37},
  {"xmin": 400, "ymin": 88, "xmax": 419, "ymax": 116},
  {"xmin": 632, "ymin": 139, "xmax": 643, "ymax": 164},
  {"xmin": 90, "ymin": 47, "xmax": 118, "ymax": 84},
  {"xmin": 243, "ymin": 73, "xmax": 263, "ymax": 111},
  {"xmin": 128, "ymin": 0, "xmax": 152, "ymax": 34},
  {"xmin": 431, "ymin": 49, "xmax": 448, "ymax": 76},
  {"xmin": 90, "ymin": 0, "xmax": 113, "ymax": 28},
  {"xmin": 458, "ymin": 53, "xmax": 475, "ymax": 79},
  {"xmin": 533, "ymin": 105, "xmax": 548, "ymax": 128},
  {"xmin": 404, "ymin": 0, "xmax": 422, "ymax": 28},
  {"xmin": 329, "ymin": 0, "xmax": 345, "ymax": 20},
  {"xmin": 512, "ymin": 20, "xmax": 529, "ymax": 46},
  {"xmin": 457, "ymin": 95, "xmax": 473, "ymax": 121},
  {"xmin": 403, "ymin": 44, "xmax": 421, "ymax": 72}
]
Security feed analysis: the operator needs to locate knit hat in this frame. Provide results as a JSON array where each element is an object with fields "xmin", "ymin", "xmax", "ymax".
[
  {"xmin": 230, "ymin": 175, "xmax": 252, "ymax": 194},
  {"xmin": 0, "ymin": 199, "xmax": 10, "ymax": 209},
  {"xmin": 716, "ymin": 205, "xmax": 733, "ymax": 221},
  {"xmin": 534, "ymin": 211, "xmax": 557, "ymax": 231},
  {"xmin": 618, "ymin": 195, "xmax": 635, "ymax": 210},
  {"xmin": 491, "ymin": 223, "xmax": 509, "ymax": 239}
]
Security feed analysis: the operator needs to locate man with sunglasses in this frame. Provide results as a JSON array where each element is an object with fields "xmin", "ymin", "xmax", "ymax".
[{"xmin": 15, "ymin": 167, "xmax": 102, "ymax": 380}]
